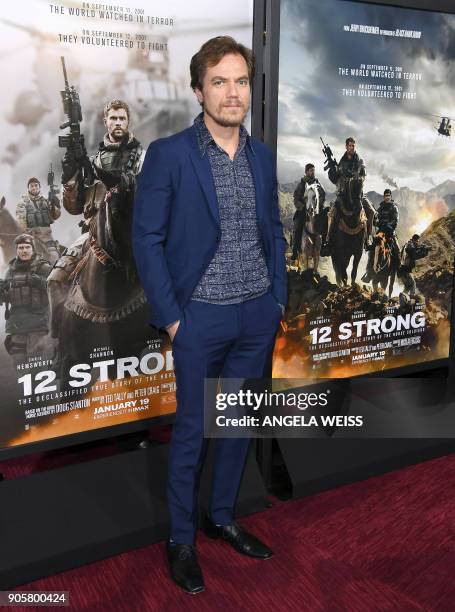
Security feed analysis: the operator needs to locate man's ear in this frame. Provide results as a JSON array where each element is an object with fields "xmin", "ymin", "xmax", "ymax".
[{"xmin": 194, "ymin": 86, "xmax": 204, "ymax": 105}]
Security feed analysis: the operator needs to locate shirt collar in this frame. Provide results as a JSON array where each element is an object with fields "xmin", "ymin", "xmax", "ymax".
[{"xmin": 193, "ymin": 112, "xmax": 255, "ymax": 158}]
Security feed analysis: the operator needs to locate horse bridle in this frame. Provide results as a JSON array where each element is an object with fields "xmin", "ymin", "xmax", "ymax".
[{"xmin": 68, "ymin": 189, "xmax": 122, "ymax": 281}]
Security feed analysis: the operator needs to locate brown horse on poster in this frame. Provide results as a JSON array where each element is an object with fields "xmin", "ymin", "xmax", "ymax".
[
  {"xmin": 330, "ymin": 177, "xmax": 368, "ymax": 286},
  {"xmin": 55, "ymin": 184, "xmax": 161, "ymax": 382}
]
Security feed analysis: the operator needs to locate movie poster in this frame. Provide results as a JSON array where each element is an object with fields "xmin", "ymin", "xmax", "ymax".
[
  {"xmin": 273, "ymin": 0, "xmax": 455, "ymax": 378},
  {"xmin": 0, "ymin": 0, "xmax": 253, "ymax": 451}
]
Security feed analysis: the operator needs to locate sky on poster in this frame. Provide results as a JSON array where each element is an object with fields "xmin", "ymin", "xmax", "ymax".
[
  {"xmin": 278, "ymin": 0, "xmax": 455, "ymax": 192},
  {"xmin": 0, "ymin": 0, "xmax": 253, "ymax": 245},
  {"xmin": 0, "ymin": 0, "xmax": 253, "ymax": 112}
]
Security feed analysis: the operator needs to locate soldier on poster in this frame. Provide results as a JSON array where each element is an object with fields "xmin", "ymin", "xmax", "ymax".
[
  {"xmin": 16, "ymin": 176, "xmax": 61, "ymax": 265},
  {"xmin": 324, "ymin": 137, "xmax": 375, "ymax": 251},
  {"xmin": 362, "ymin": 188, "xmax": 400, "ymax": 283},
  {"xmin": 47, "ymin": 99, "xmax": 144, "ymax": 338},
  {"xmin": 0, "ymin": 234, "xmax": 52, "ymax": 367},
  {"xmin": 398, "ymin": 234, "xmax": 431, "ymax": 296},
  {"xmin": 291, "ymin": 163, "xmax": 326, "ymax": 263}
]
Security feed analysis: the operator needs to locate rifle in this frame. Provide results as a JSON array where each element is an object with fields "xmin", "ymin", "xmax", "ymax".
[
  {"xmin": 419, "ymin": 243, "xmax": 432, "ymax": 255},
  {"xmin": 47, "ymin": 164, "xmax": 60, "ymax": 211},
  {"xmin": 320, "ymin": 137, "xmax": 338, "ymax": 173},
  {"xmin": 0, "ymin": 279, "xmax": 9, "ymax": 308},
  {"xmin": 58, "ymin": 56, "xmax": 94, "ymax": 186}
]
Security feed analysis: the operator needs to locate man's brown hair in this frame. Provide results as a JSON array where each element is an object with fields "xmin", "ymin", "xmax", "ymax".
[
  {"xmin": 103, "ymin": 99, "xmax": 130, "ymax": 121},
  {"xmin": 346, "ymin": 137, "xmax": 356, "ymax": 146},
  {"xmin": 190, "ymin": 36, "xmax": 255, "ymax": 91}
]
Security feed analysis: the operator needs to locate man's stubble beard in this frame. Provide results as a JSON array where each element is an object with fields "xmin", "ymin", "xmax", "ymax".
[
  {"xmin": 109, "ymin": 127, "xmax": 129, "ymax": 143},
  {"xmin": 204, "ymin": 101, "xmax": 249, "ymax": 128}
]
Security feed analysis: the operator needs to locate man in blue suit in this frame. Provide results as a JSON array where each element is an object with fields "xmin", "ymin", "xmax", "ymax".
[{"xmin": 133, "ymin": 36, "xmax": 287, "ymax": 594}]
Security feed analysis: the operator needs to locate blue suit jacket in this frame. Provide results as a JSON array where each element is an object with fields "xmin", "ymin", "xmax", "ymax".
[{"xmin": 132, "ymin": 124, "xmax": 288, "ymax": 330}]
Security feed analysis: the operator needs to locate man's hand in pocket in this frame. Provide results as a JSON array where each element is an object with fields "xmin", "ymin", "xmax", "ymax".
[{"xmin": 167, "ymin": 320, "xmax": 180, "ymax": 342}]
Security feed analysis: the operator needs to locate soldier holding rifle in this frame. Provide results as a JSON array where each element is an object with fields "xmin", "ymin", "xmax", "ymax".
[
  {"xmin": 15, "ymin": 170, "xmax": 61, "ymax": 265},
  {"xmin": 47, "ymin": 57, "xmax": 143, "ymax": 338}
]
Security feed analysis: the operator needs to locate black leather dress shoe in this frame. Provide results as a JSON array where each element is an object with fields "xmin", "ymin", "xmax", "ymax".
[
  {"xmin": 166, "ymin": 542, "xmax": 205, "ymax": 594},
  {"xmin": 203, "ymin": 515, "xmax": 273, "ymax": 560}
]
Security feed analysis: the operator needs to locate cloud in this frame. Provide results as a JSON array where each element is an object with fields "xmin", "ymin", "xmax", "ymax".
[
  {"xmin": 278, "ymin": 0, "xmax": 455, "ymax": 192},
  {"xmin": 277, "ymin": 155, "xmax": 306, "ymax": 184}
]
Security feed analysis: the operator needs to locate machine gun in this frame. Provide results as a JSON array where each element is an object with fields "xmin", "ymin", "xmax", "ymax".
[
  {"xmin": 58, "ymin": 56, "xmax": 94, "ymax": 186},
  {"xmin": 320, "ymin": 137, "xmax": 338, "ymax": 173}
]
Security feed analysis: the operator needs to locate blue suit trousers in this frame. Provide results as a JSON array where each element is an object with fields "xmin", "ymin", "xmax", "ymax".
[{"xmin": 168, "ymin": 291, "xmax": 282, "ymax": 544}]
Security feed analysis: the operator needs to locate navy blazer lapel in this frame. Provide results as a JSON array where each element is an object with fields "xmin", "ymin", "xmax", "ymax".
[
  {"xmin": 246, "ymin": 145, "xmax": 265, "ymax": 224},
  {"xmin": 188, "ymin": 129, "xmax": 220, "ymax": 228}
]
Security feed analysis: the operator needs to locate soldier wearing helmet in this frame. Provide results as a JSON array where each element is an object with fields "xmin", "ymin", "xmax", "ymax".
[
  {"xmin": 397, "ymin": 233, "xmax": 431, "ymax": 296},
  {"xmin": 1, "ymin": 234, "xmax": 52, "ymax": 367}
]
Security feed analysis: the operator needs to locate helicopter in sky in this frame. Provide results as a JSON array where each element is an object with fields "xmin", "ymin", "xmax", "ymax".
[{"xmin": 430, "ymin": 115, "xmax": 453, "ymax": 137}]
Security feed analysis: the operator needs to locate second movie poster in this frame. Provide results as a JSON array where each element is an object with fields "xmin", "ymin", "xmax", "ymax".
[{"xmin": 274, "ymin": 0, "xmax": 455, "ymax": 379}]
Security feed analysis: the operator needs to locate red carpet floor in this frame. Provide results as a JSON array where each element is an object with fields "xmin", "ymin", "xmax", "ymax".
[{"xmin": 9, "ymin": 452, "xmax": 455, "ymax": 611}]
